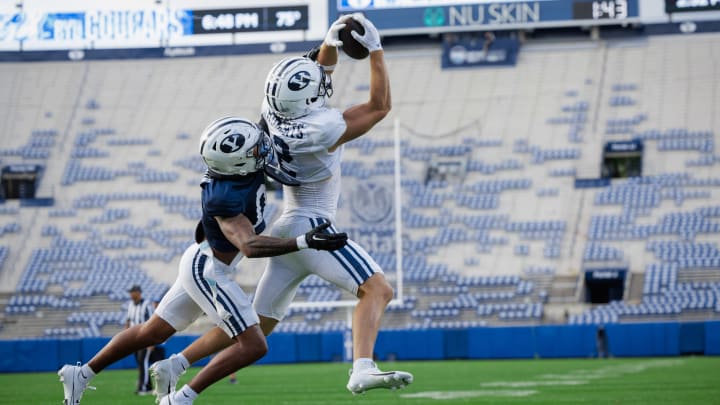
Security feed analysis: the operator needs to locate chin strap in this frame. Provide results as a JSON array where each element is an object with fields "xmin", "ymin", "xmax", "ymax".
[
  {"xmin": 194, "ymin": 221, "xmax": 205, "ymax": 243},
  {"xmin": 304, "ymin": 44, "xmax": 321, "ymax": 61},
  {"xmin": 205, "ymin": 169, "xmax": 255, "ymax": 181}
]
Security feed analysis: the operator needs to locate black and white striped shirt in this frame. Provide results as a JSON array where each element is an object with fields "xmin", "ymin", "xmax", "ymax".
[{"xmin": 125, "ymin": 299, "xmax": 154, "ymax": 327}]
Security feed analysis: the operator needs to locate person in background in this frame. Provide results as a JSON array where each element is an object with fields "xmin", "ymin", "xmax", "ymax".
[{"xmin": 125, "ymin": 285, "xmax": 155, "ymax": 395}]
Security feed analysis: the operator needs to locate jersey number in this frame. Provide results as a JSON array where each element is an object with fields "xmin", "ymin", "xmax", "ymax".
[{"xmin": 272, "ymin": 135, "xmax": 297, "ymax": 178}]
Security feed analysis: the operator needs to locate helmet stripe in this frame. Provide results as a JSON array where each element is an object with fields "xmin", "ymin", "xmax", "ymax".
[
  {"xmin": 267, "ymin": 57, "xmax": 303, "ymax": 111},
  {"xmin": 266, "ymin": 57, "xmax": 303, "ymax": 113},
  {"xmin": 265, "ymin": 74, "xmax": 273, "ymax": 98},
  {"xmin": 270, "ymin": 57, "xmax": 304, "ymax": 99},
  {"xmin": 207, "ymin": 117, "xmax": 254, "ymax": 134},
  {"xmin": 275, "ymin": 57, "xmax": 304, "ymax": 79}
]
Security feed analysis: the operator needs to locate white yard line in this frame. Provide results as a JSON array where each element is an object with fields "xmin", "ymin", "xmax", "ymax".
[
  {"xmin": 482, "ymin": 359, "xmax": 686, "ymax": 388},
  {"xmin": 401, "ymin": 390, "xmax": 538, "ymax": 400},
  {"xmin": 400, "ymin": 359, "xmax": 685, "ymax": 401},
  {"xmin": 482, "ymin": 380, "xmax": 588, "ymax": 387},
  {"xmin": 535, "ymin": 359, "xmax": 686, "ymax": 382}
]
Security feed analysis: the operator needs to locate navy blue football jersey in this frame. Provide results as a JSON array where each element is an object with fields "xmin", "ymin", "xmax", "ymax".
[{"xmin": 200, "ymin": 172, "xmax": 266, "ymax": 252}]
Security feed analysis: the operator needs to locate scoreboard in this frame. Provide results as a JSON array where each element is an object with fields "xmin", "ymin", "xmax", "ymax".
[
  {"xmin": 665, "ymin": 0, "xmax": 720, "ymax": 13},
  {"xmin": 190, "ymin": 6, "xmax": 309, "ymax": 34},
  {"xmin": 573, "ymin": 1, "xmax": 632, "ymax": 20},
  {"xmin": 1, "ymin": 0, "xmax": 716, "ymax": 59},
  {"xmin": 335, "ymin": 0, "xmax": 640, "ymax": 33},
  {"xmin": 0, "ymin": 1, "xmax": 323, "ymax": 52}
]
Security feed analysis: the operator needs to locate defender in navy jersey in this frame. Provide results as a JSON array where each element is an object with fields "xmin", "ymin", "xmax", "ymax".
[{"xmin": 58, "ymin": 117, "xmax": 347, "ymax": 405}]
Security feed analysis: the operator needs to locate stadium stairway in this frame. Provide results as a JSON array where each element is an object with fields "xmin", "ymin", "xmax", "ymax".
[{"xmin": 627, "ymin": 272, "xmax": 645, "ymax": 302}]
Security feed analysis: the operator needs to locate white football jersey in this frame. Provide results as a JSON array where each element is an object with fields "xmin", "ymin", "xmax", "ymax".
[{"xmin": 261, "ymin": 99, "xmax": 347, "ymax": 219}]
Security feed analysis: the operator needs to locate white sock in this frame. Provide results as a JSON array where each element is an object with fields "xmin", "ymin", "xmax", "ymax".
[
  {"xmin": 80, "ymin": 364, "xmax": 96, "ymax": 380},
  {"xmin": 174, "ymin": 353, "xmax": 190, "ymax": 373},
  {"xmin": 177, "ymin": 384, "xmax": 198, "ymax": 400},
  {"xmin": 353, "ymin": 358, "xmax": 376, "ymax": 371}
]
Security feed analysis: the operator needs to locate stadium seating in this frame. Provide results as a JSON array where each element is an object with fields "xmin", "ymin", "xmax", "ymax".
[{"xmin": 0, "ymin": 33, "xmax": 719, "ymax": 338}]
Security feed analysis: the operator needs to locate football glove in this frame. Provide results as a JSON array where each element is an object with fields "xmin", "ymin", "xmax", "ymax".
[
  {"xmin": 299, "ymin": 222, "xmax": 348, "ymax": 251},
  {"xmin": 350, "ymin": 13, "xmax": 382, "ymax": 52},
  {"xmin": 324, "ymin": 15, "xmax": 352, "ymax": 48}
]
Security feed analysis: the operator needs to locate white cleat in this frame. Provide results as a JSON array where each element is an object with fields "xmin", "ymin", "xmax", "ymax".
[
  {"xmin": 346, "ymin": 365, "xmax": 414, "ymax": 394},
  {"xmin": 159, "ymin": 391, "xmax": 194, "ymax": 405},
  {"xmin": 58, "ymin": 363, "xmax": 95, "ymax": 405},
  {"xmin": 150, "ymin": 354, "xmax": 185, "ymax": 404}
]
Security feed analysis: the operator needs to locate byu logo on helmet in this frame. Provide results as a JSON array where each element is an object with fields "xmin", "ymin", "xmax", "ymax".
[
  {"xmin": 287, "ymin": 71, "xmax": 312, "ymax": 91},
  {"xmin": 219, "ymin": 133, "xmax": 245, "ymax": 153}
]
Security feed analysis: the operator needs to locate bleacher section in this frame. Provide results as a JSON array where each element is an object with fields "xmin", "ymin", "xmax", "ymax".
[{"xmin": 0, "ymin": 33, "xmax": 719, "ymax": 338}]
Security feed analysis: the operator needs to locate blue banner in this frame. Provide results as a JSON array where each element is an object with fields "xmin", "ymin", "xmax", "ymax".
[
  {"xmin": 0, "ymin": 8, "xmax": 193, "ymax": 45},
  {"xmin": 604, "ymin": 139, "xmax": 644, "ymax": 153},
  {"xmin": 335, "ymin": 0, "xmax": 640, "ymax": 32},
  {"xmin": 574, "ymin": 178, "xmax": 611, "ymax": 188},
  {"xmin": 584, "ymin": 268, "xmax": 627, "ymax": 281},
  {"xmin": 442, "ymin": 37, "xmax": 520, "ymax": 68},
  {"xmin": 0, "ymin": 2, "xmax": 319, "ymax": 52},
  {"xmin": 666, "ymin": 0, "xmax": 720, "ymax": 13}
]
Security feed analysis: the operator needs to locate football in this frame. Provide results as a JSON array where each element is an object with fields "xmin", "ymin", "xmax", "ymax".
[{"xmin": 338, "ymin": 17, "xmax": 369, "ymax": 60}]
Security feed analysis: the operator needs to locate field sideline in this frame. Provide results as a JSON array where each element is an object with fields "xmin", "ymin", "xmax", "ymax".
[{"xmin": 1, "ymin": 357, "xmax": 718, "ymax": 404}]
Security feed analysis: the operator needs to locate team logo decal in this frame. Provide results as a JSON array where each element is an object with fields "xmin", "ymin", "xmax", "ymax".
[
  {"xmin": 219, "ymin": 133, "xmax": 245, "ymax": 153},
  {"xmin": 351, "ymin": 182, "xmax": 393, "ymax": 224},
  {"xmin": 288, "ymin": 71, "xmax": 312, "ymax": 91}
]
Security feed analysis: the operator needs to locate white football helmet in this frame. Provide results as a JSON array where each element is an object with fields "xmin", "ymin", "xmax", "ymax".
[
  {"xmin": 199, "ymin": 117, "xmax": 270, "ymax": 177},
  {"xmin": 264, "ymin": 56, "xmax": 333, "ymax": 119}
]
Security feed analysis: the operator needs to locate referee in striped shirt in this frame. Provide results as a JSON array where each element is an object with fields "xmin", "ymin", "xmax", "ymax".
[{"xmin": 125, "ymin": 285, "xmax": 154, "ymax": 395}]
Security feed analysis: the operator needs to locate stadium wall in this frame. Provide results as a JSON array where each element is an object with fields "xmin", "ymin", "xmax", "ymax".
[{"xmin": 1, "ymin": 321, "xmax": 718, "ymax": 373}]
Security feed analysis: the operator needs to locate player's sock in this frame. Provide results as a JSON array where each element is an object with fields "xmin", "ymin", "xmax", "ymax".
[
  {"xmin": 175, "ymin": 353, "xmax": 190, "ymax": 373},
  {"xmin": 352, "ymin": 358, "xmax": 376, "ymax": 372},
  {"xmin": 81, "ymin": 364, "xmax": 97, "ymax": 380},
  {"xmin": 177, "ymin": 384, "xmax": 198, "ymax": 400}
]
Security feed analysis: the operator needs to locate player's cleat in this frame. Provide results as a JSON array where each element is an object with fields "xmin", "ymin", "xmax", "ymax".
[
  {"xmin": 159, "ymin": 390, "xmax": 194, "ymax": 405},
  {"xmin": 150, "ymin": 354, "xmax": 186, "ymax": 404},
  {"xmin": 58, "ymin": 363, "xmax": 95, "ymax": 404},
  {"xmin": 346, "ymin": 364, "xmax": 413, "ymax": 394}
]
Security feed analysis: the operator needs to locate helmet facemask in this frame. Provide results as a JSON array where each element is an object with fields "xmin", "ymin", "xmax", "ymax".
[{"xmin": 253, "ymin": 133, "xmax": 271, "ymax": 171}]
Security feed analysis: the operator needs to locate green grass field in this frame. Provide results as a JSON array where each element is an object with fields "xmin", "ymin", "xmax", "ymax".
[{"xmin": 2, "ymin": 357, "xmax": 719, "ymax": 404}]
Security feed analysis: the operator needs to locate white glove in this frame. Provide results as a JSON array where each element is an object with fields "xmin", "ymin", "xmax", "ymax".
[
  {"xmin": 324, "ymin": 14, "xmax": 351, "ymax": 48},
  {"xmin": 350, "ymin": 13, "xmax": 382, "ymax": 52}
]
